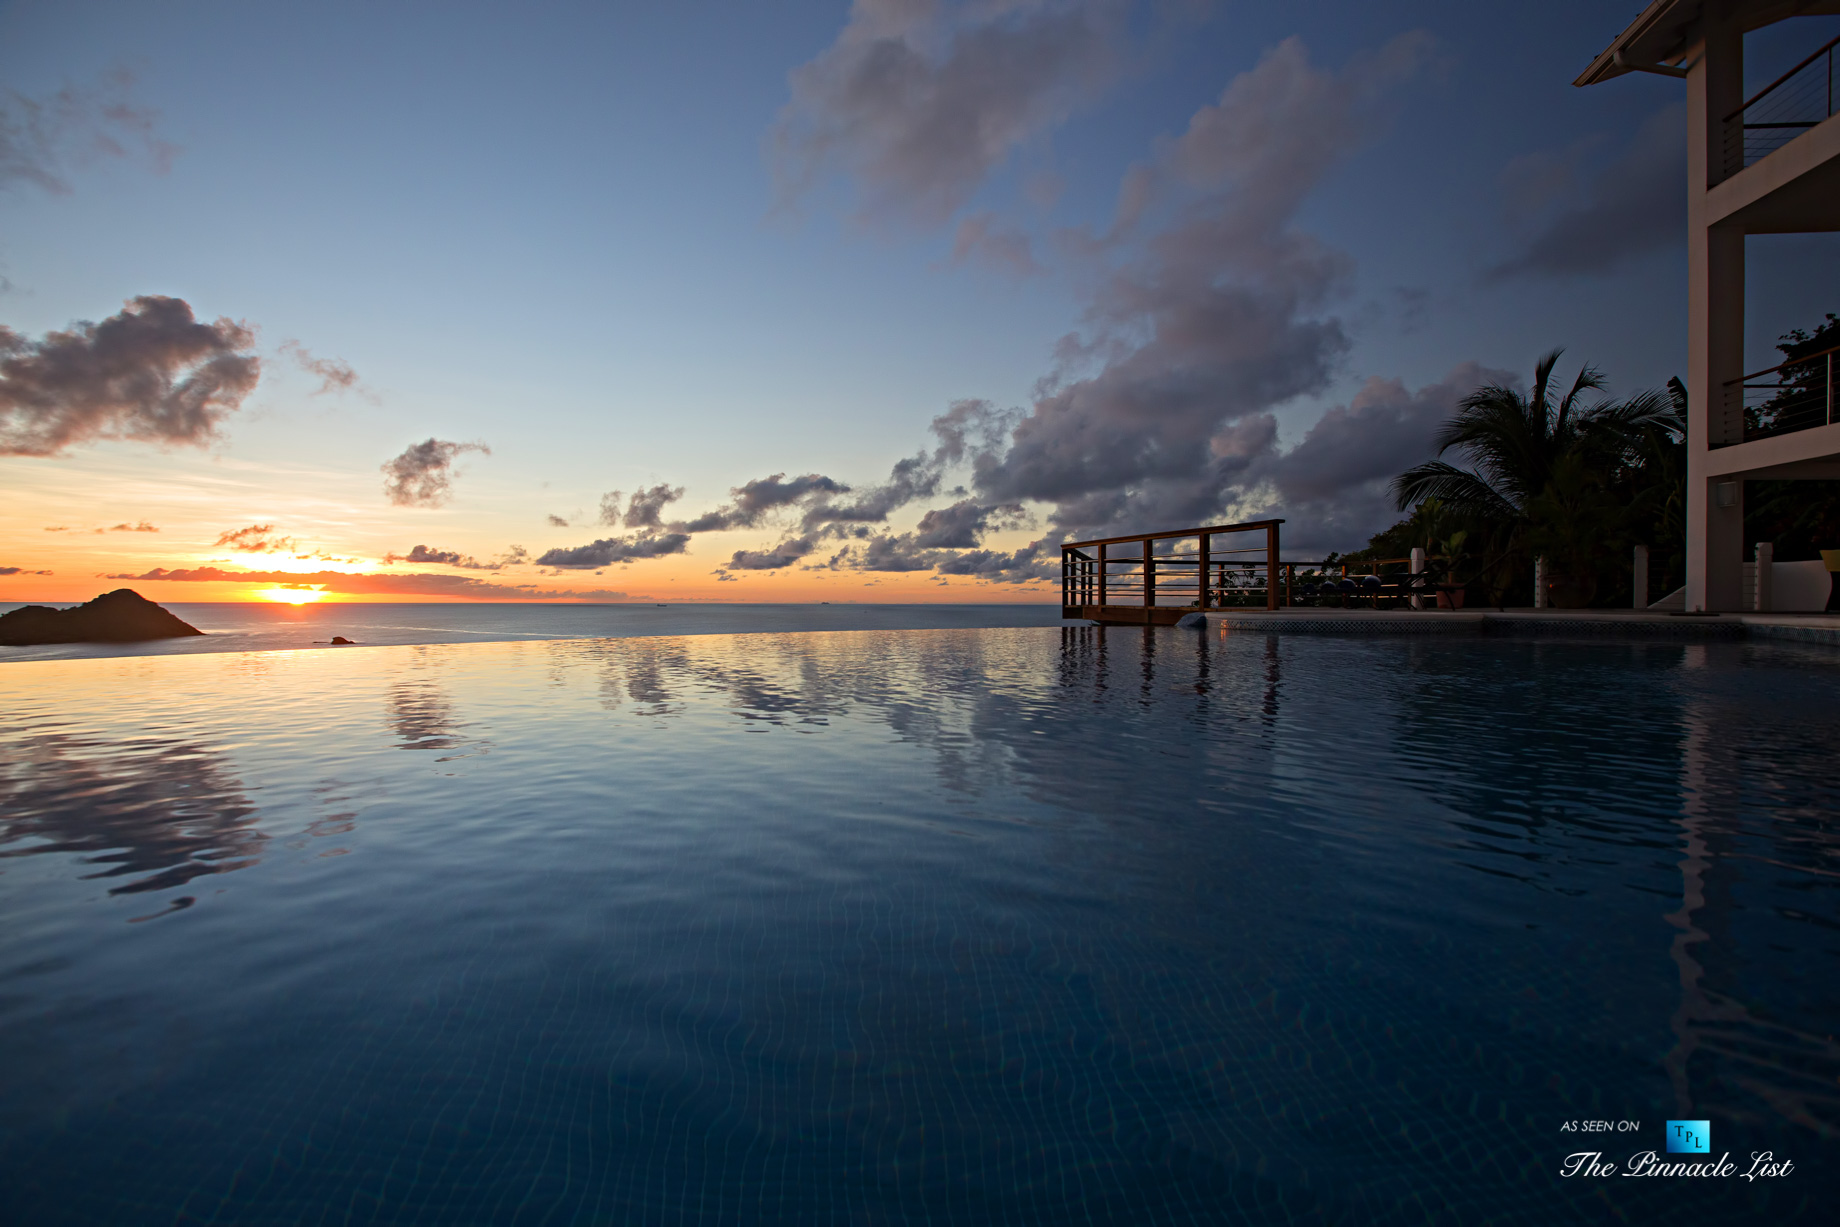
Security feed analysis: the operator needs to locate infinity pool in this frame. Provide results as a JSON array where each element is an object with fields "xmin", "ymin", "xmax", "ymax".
[{"xmin": 1, "ymin": 628, "xmax": 1834, "ymax": 1223}]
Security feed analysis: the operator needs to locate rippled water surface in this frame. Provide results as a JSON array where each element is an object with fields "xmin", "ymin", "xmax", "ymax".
[{"xmin": 1, "ymin": 627, "xmax": 1835, "ymax": 1224}]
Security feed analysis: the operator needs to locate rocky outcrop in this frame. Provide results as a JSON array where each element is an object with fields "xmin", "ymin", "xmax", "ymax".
[{"xmin": 0, "ymin": 589, "xmax": 204, "ymax": 646}]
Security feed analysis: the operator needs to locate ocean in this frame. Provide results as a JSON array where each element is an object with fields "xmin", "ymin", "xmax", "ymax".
[{"xmin": 0, "ymin": 601, "xmax": 1069, "ymax": 662}]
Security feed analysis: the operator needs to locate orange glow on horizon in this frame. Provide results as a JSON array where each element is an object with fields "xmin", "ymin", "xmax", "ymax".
[{"xmin": 259, "ymin": 587, "xmax": 324, "ymax": 605}]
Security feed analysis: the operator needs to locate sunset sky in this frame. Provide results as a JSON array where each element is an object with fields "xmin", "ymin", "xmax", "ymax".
[{"xmin": 5, "ymin": 1, "xmax": 1838, "ymax": 604}]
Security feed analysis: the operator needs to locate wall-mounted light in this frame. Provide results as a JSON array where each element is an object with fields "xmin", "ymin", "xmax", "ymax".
[{"xmin": 1715, "ymin": 481, "xmax": 1738, "ymax": 508}]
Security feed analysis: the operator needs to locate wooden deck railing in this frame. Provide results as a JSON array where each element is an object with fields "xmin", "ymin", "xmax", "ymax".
[
  {"xmin": 1062, "ymin": 526, "xmax": 1460, "ymax": 623},
  {"xmin": 1061, "ymin": 520, "xmax": 1282, "ymax": 625}
]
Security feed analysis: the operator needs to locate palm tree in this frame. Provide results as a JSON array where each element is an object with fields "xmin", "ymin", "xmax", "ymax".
[{"xmin": 1391, "ymin": 350, "xmax": 1682, "ymax": 604}]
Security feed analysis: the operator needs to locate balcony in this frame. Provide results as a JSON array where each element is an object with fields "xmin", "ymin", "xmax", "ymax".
[
  {"xmin": 1725, "ymin": 35, "xmax": 1839, "ymax": 174},
  {"xmin": 1716, "ymin": 340, "xmax": 1838, "ymax": 446}
]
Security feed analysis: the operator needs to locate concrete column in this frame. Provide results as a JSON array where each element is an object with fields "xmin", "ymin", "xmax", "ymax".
[
  {"xmin": 1754, "ymin": 541, "xmax": 1773, "ymax": 611},
  {"xmin": 1633, "ymin": 544, "xmax": 1649, "ymax": 609},
  {"xmin": 1534, "ymin": 556, "xmax": 1547, "ymax": 609},
  {"xmin": 1697, "ymin": 474, "xmax": 1745, "ymax": 612},
  {"xmin": 1684, "ymin": 23, "xmax": 1747, "ymax": 612},
  {"xmin": 1410, "ymin": 547, "xmax": 1425, "ymax": 610}
]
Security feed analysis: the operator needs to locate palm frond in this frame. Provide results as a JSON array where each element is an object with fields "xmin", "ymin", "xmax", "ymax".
[
  {"xmin": 1585, "ymin": 387, "xmax": 1682, "ymax": 436},
  {"xmin": 1437, "ymin": 383, "xmax": 1553, "ymax": 510},
  {"xmin": 1392, "ymin": 461, "xmax": 1519, "ymax": 520},
  {"xmin": 1554, "ymin": 363, "xmax": 1607, "ymax": 434},
  {"xmin": 1530, "ymin": 349, "xmax": 1564, "ymax": 423}
]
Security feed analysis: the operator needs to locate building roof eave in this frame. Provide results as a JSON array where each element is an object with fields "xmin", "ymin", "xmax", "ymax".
[
  {"xmin": 1575, "ymin": 0, "xmax": 1701, "ymax": 87},
  {"xmin": 1576, "ymin": 0, "xmax": 1840, "ymax": 88}
]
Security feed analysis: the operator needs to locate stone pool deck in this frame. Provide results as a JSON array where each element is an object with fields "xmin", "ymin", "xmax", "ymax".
[{"xmin": 1184, "ymin": 607, "xmax": 1840, "ymax": 644}]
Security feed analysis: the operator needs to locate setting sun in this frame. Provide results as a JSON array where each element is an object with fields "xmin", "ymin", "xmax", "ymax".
[{"xmin": 259, "ymin": 587, "xmax": 323, "ymax": 605}]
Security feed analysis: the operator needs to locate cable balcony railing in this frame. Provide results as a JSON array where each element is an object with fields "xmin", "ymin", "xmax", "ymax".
[
  {"xmin": 1724, "ymin": 34, "xmax": 1839, "ymax": 174},
  {"xmin": 1716, "ymin": 340, "xmax": 1839, "ymax": 446}
]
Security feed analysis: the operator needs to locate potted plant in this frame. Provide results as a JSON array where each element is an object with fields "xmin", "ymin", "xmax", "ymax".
[{"xmin": 1433, "ymin": 529, "xmax": 1470, "ymax": 609}]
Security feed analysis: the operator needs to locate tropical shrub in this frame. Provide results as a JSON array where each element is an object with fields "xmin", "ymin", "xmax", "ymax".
[{"xmin": 1388, "ymin": 351, "xmax": 1683, "ymax": 607}]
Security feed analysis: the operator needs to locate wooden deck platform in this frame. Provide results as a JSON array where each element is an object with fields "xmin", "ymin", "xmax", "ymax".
[{"xmin": 1062, "ymin": 604, "xmax": 1195, "ymax": 626}]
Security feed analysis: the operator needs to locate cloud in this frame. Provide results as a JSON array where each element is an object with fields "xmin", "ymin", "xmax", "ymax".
[
  {"xmin": 801, "ymin": 452, "xmax": 942, "ymax": 531},
  {"xmin": 945, "ymin": 361, "xmax": 1508, "ymax": 556},
  {"xmin": 727, "ymin": 536, "xmax": 817, "ymax": 570},
  {"xmin": 74, "ymin": 519, "xmax": 161, "ymax": 534},
  {"xmin": 930, "ymin": 396, "xmax": 1024, "ymax": 465},
  {"xmin": 214, "ymin": 524, "xmax": 295, "ymax": 553},
  {"xmin": 705, "ymin": 33, "xmax": 1468, "ymax": 568},
  {"xmin": 674, "ymin": 473, "xmax": 848, "ymax": 532},
  {"xmin": 828, "ymin": 525, "xmax": 1053, "ymax": 581},
  {"xmin": 0, "ymin": 69, "xmax": 178, "ymax": 195},
  {"xmin": 535, "ymin": 533, "xmax": 692, "ymax": 568},
  {"xmin": 1251, "ymin": 362, "xmax": 1512, "ymax": 550},
  {"xmin": 818, "ymin": 530, "xmax": 1053, "ymax": 581},
  {"xmin": 812, "ymin": 493, "xmax": 1047, "ymax": 580},
  {"xmin": 382, "ymin": 544, "xmax": 492, "ymax": 569},
  {"xmin": 1263, "ymin": 364, "xmax": 1496, "ymax": 504},
  {"xmin": 950, "ymin": 212, "xmax": 1042, "ymax": 274},
  {"xmin": 853, "ymin": 534, "xmax": 941, "ymax": 572},
  {"xmin": 933, "ymin": 538, "xmax": 1053, "ymax": 581},
  {"xmin": 771, "ymin": 0, "xmax": 1132, "ymax": 226},
  {"xmin": 380, "ymin": 438, "xmax": 490, "ymax": 507},
  {"xmin": 621, "ymin": 447, "xmax": 984, "ymax": 554},
  {"xmin": 279, "ymin": 340, "xmax": 361, "ymax": 396},
  {"xmin": 503, "ymin": 31, "xmax": 1466, "ymax": 578},
  {"xmin": 0, "ymin": 295, "xmax": 261, "ymax": 456},
  {"xmin": 546, "ymin": 513, "xmax": 570, "ymax": 527},
  {"xmin": 0, "ymin": 566, "xmax": 53, "ymax": 576},
  {"xmin": 43, "ymin": 525, "xmax": 68, "ymax": 532},
  {"xmin": 965, "ymin": 35, "xmax": 1435, "ymax": 539},
  {"xmin": 795, "ymin": 404, "xmax": 1020, "ymax": 536},
  {"xmin": 1485, "ymin": 104, "xmax": 1683, "ymax": 282},
  {"xmin": 600, "ymin": 483, "xmax": 684, "ymax": 529},
  {"xmin": 911, "ymin": 497, "xmax": 1029, "ymax": 547},
  {"xmin": 753, "ymin": 33, "xmax": 1450, "ymax": 565},
  {"xmin": 104, "ymin": 566, "xmax": 628, "ymax": 601}
]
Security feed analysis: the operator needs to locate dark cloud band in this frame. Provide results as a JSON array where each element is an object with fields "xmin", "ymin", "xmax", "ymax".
[{"xmin": 536, "ymin": 533, "xmax": 691, "ymax": 568}]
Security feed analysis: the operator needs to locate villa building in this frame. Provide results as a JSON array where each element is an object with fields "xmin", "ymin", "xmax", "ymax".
[{"xmin": 1579, "ymin": 0, "xmax": 1840, "ymax": 611}]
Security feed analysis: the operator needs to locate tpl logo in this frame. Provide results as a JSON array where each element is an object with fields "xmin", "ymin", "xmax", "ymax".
[{"xmin": 1666, "ymin": 1120, "xmax": 1710, "ymax": 1154}]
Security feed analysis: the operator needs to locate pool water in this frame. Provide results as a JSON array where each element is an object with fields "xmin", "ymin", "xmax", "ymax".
[{"xmin": 0, "ymin": 627, "xmax": 1834, "ymax": 1223}]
